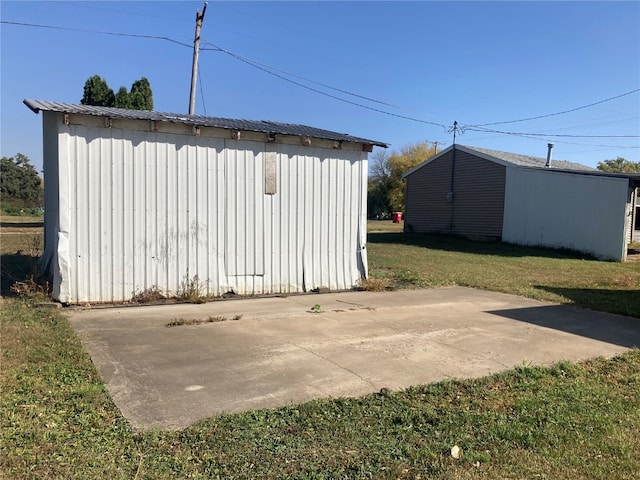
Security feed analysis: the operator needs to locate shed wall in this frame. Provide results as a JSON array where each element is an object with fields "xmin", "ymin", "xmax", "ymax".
[
  {"xmin": 404, "ymin": 149, "xmax": 506, "ymax": 239},
  {"xmin": 41, "ymin": 112, "xmax": 60, "ymax": 281},
  {"xmin": 45, "ymin": 112, "xmax": 368, "ymax": 303},
  {"xmin": 502, "ymin": 168, "xmax": 629, "ymax": 261}
]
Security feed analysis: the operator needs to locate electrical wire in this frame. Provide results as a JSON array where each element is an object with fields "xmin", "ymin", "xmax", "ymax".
[
  {"xmin": 201, "ymin": 43, "xmax": 449, "ymax": 130},
  {"xmin": 4, "ymin": 18, "xmax": 637, "ymax": 151},
  {"xmin": 198, "ymin": 68, "xmax": 207, "ymax": 116},
  {"xmin": 463, "ymin": 127, "xmax": 639, "ymax": 149},
  {"xmin": 469, "ymin": 88, "xmax": 640, "ymax": 127},
  {"xmin": 4, "ymin": 18, "xmax": 445, "ymax": 127},
  {"xmin": 201, "ymin": 42, "xmax": 404, "ymax": 110},
  {"xmin": 0, "ymin": 20, "xmax": 192, "ymax": 48},
  {"xmin": 465, "ymin": 125, "xmax": 640, "ymax": 138}
]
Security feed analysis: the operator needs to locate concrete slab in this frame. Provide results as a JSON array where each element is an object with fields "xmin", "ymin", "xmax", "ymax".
[{"xmin": 67, "ymin": 287, "xmax": 640, "ymax": 430}]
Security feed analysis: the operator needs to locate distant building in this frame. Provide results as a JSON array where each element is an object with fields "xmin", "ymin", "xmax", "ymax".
[
  {"xmin": 403, "ymin": 144, "xmax": 640, "ymax": 261},
  {"xmin": 25, "ymin": 99, "xmax": 387, "ymax": 303}
]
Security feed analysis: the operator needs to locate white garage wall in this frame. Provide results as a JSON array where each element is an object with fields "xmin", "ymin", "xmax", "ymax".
[
  {"xmin": 503, "ymin": 168, "xmax": 629, "ymax": 261},
  {"xmin": 46, "ymin": 113, "xmax": 368, "ymax": 303}
]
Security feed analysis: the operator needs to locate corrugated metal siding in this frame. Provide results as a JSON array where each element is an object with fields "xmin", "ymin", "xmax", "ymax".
[
  {"xmin": 627, "ymin": 187, "xmax": 637, "ymax": 244},
  {"xmin": 404, "ymin": 149, "xmax": 506, "ymax": 239},
  {"xmin": 503, "ymin": 168, "xmax": 629, "ymax": 261},
  {"xmin": 50, "ymin": 113, "xmax": 368, "ymax": 303}
]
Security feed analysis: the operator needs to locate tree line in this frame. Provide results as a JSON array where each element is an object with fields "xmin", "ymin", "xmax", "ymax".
[{"xmin": 1, "ymin": 154, "xmax": 43, "ymax": 213}]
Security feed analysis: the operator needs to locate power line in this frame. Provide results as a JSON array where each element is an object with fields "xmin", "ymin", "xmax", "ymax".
[
  {"xmin": 4, "ymin": 18, "xmax": 448, "ymax": 128},
  {"xmin": 469, "ymin": 88, "xmax": 640, "ymax": 127},
  {"xmin": 0, "ymin": 20, "xmax": 192, "ymax": 48},
  {"xmin": 4, "ymin": 18, "xmax": 636, "ymax": 151},
  {"xmin": 201, "ymin": 42, "xmax": 404, "ymax": 110},
  {"xmin": 198, "ymin": 68, "xmax": 207, "ymax": 116},
  {"xmin": 201, "ymin": 43, "xmax": 450, "ymax": 130},
  {"xmin": 462, "ymin": 126, "xmax": 639, "ymax": 149},
  {"xmin": 465, "ymin": 125, "xmax": 640, "ymax": 138}
]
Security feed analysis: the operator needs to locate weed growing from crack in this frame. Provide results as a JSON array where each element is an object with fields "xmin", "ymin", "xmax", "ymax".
[{"xmin": 166, "ymin": 315, "xmax": 227, "ymax": 327}]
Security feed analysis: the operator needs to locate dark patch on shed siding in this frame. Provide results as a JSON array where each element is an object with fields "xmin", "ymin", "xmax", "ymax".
[{"xmin": 405, "ymin": 150, "xmax": 506, "ymax": 240}]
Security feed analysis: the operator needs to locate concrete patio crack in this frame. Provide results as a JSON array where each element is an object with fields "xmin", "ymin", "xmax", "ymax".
[{"xmin": 290, "ymin": 342, "xmax": 376, "ymax": 387}]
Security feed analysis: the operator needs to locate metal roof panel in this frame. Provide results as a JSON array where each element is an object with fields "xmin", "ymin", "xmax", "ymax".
[{"xmin": 24, "ymin": 99, "xmax": 388, "ymax": 147}]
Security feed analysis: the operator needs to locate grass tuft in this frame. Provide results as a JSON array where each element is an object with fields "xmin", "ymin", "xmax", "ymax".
[
  {"xmin": 130, "ymin": 285, "xmax": 166, "ymax": 303},
  {"xmin": 166, "ymin": 315, "xmax": 227, "ymax": 327},
  {"xmin": 177, "ymin": 274, "xmax": 211, "ymax": 304},
  {"xmin": 359, "ymin": 277, "xmax": 396, "ymax": 291}
]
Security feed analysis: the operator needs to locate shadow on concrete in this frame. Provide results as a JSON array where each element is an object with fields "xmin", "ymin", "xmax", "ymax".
[
  {"xmin": 487, "ymin": 304, "xmax": 640, "ymax": 349},
  {"xmin": 367, "ymin": 232, "xmax": 595, "ymax": 260}
]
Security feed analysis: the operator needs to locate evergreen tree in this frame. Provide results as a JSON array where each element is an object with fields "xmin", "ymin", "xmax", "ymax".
[
  {"xmin": 81, "ymin": 75, "xmax": 115, "ymax": 107},
  {"xmin": 81, "ymin": 75, "xmax": 154, "ymax": 110},
  {"xmin": 129, "ymin": 77, "xmax": 153, "ymax": 110},
  {"xmin": 114, "ymin": 86, "xmax": 131, "ymax": 109}
]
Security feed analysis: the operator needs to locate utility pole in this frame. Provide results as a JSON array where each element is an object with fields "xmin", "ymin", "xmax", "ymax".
[
  {"xmin": 189, "ymin": 2, "xmax": 207, "ymax": 115},
  {"xmin": 428, "ymin": 140, "xmax": 446, "ymax": 153}
]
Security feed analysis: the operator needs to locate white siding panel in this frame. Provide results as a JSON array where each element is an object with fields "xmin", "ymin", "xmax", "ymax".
[
  {"xmin": 626, "ymin": 187, "xmax": 636, "ymax": 244},
  {"xmin": 225, "ymin": 140, "xmax": 265, "ymax": 285},
  {"xmin": 51, "ymin": 118, "xmax": 368, "ymax": 303},
  {"xmin": 503, "ymin": 168, "xmax": 629, "ymax": 261}
]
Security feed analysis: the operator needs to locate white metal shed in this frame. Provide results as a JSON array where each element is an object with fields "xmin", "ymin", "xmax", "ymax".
[{"xmin": 25, "ymin": 99, "xmax": 386, "ymax": 304}]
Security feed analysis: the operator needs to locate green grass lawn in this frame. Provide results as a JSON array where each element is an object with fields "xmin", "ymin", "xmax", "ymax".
[
  {"xmin": 2, "ymin": 224, "xmax": 640, "ymax": 478},
  {"xmin": 2, "ymin": 300, "xmax": 639, "ymax": 479}
]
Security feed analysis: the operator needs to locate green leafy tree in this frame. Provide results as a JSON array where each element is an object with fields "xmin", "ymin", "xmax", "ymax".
[
  {"xmin": 129, "ymin": 77, "xmax": 153, "ymax": 110},
  {"xmin": 597, "ymin": 157, "xmax": 640, "ymax": 174},
  {"xmin": 81, "ymin": 74, "xmax": 115, "ymax": 107},
  {"xmin": 1, "ymin": 154, "xmax": 43, "ymax": 207},
  {"xmin": 368, "ymin": 142, "xmax": 438, "ymax": 216}
]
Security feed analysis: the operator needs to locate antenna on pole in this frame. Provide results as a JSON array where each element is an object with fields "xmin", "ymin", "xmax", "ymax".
[
  {"xmin": 189, "ymin": 2, "xmax": 208, "ymax": 115},
  {"xmin": 448, "ymin": 121, "xmax": 460, "ymax": 145}
]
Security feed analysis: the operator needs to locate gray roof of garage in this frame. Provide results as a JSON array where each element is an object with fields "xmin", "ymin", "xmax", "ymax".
[
  {"xmin": 466, "ymin": 145, "xmax": 597, "ymax": 171},
  {"xmin": 24, "ymin": 99, "xmax": 388, "ymax": 147},
  {"xmin": 403, "ymin": 144, "xmax": 640, "ymax": 186}
]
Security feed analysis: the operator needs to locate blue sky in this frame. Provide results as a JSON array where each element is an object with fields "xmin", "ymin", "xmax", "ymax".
[{"xmin": 1, "ymin": 0, "xmax": 639, "ymax": 173}]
